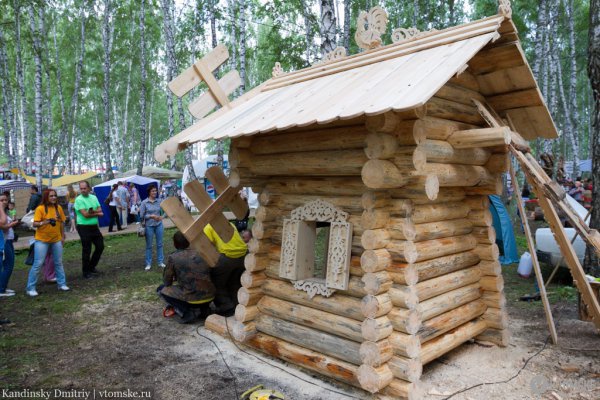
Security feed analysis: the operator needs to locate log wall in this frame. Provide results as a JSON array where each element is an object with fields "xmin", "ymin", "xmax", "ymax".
[{"xmin": 209, "ymin": 77, "xmax": 511, "ymax": 399}]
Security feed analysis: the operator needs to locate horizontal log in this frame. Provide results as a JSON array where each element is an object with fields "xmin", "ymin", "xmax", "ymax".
[
  {"xmin": 387, "ymin": 219, "xmax": 417, "ymax": 241},
  {"xmin": 235, "ymin": 304, "xmax": 259, "ymax": 323},
  {"xmin": 435, "ymin": 82, "xmax": 486, "ymax": 105},
  {"xmin": 411, "ymin": 250, "xmax": 480, "ymax": 283},
  {"xmin": 362, "ymin": 229, "xmax": 392, "ymax": 250},
  {"xmin": 361, "ymin": 248, "xmax": 392, "ymax": 273},
  {"xmin": 472, "ymin": 226, "xmax": 497, "ymax": 244},
  {"xmin": 231, "ymin": 136, "xmax": 253, "ymax": 148},
  {"xmin": 468, "ymin": 209, "xmax": 494, "ymax": 227},
  {"xmin": 480, "ymin": 275, "xmax": 504, "ymax": 292},
  {"xmin": 415, "ymin": 266, "xmax": 482, "ymax": 301},
  {"xmin": 481, "ymin": 291, "xmax": 507, "ymax": 308},
  {"xmin": 403, "ymin": 116, "xmax": 477, "ymax": 141},
  {"xmin": 362, "ymin": 271, "xmax": 393, "ymax": 295},
  {"xmin": 257, "ymin": 295, "xmax": 363, "ymax": 342},
  {"xmin": 473, "ymin": 243, "xmax": 500, "ymax": 261},
  {"xmin": 411, "ymin": 201, "xmax": 470, "ymax": 224},
  {"xmin": 419, "ymin": 283, "xmax": 482, "ymax": 321},
  {"xmin": 380, "ymin": 378, "xmax": 424, "ymax": 400},
  {"xmin": 365, "ymin": 132, "xmax": 399, "ymax": 159},
  {"xmin": 247, "ymin": 332, "xmax": 360, "ymax": 386},
  {"xmin": 262, "ymin": 279, "xmax": 364, "ymax": 320},
  {"xmin": 231, "ymin": 320, "xmax": 257, "ymax": 342},
  {"xmin": 385, "ymin": 240, "xmax": 418, "ymax": 264},
  {"xmin": 422, "ymin": 139, "xmax": 491, "ymax": 165},
  {"xmin": 426, "ymin": 96, "xmax": 485, "ymax": 125},
  {"xmin": 463, "ymin": 178, "xmax": 503, "ymax": 195},
  {"xmin": 420, "ymin": 318, "xmax": 488, "ymax": 364},
  {"xmin": 448, "ymin": 127, "xmax": 511, "ymax": 148},
  {"xmin": 228, "ymin": 168, "xmax": 265, "ymax": 188},
  {"xmin": 388, "ymin": 355, "xmax": 423, "ymax": 383},
  {"xmin": 264, "ymin": 177, "xmax": 367, "ymax": 196},
  {"xmin": 423, "ymin": 163, "xmax": 492, "ymax": 187},
  {"xmin": 481, "ymin": 307, "xmax": 507, "ymax": 330},
  {"xmin": 204, "ymin": 314, "xmax": 235, "ymax": 337},
  {"xmin": 412, "ymin": 234, "xmax": 478, "ymax": 263},
  {"xmin": 362, "ymin": 159, "xmax": 409, "ymax": 189},
  {"xmin": 362, "ymin": 317, "xmax": 394, "ymax": 342},
  {"xmin": 394, "ymin": 120, "xmax": 427, "ymax": 145},
  {"xmin": 244, "ymin": 253, "xmax": 269, "ymax": 272},
  {"xmin": 479, "ymin": 260, "xmax": 502, "ymax": 276},
  {"xmin": 357, "ymin": 364, "xmax": 394, "ymax": 394},
  {"xmin": 365, "ymin": 111, "xmax": 401, "ymax": 133},
  {"xmin": 240, "ymin": 271, "xmax": 266, "ymax": 289},
  {"xmin": 413, "ymin": 219, "xmax": 473, "ymax": 242},
  {"xmin": 361, "ymin": 209, "xmax": 391, "ymax": 231},
  {"xmin": 389, "ymin": 331, "xmax": 421, "ymax": 359},
  {"xmin": 360, "ymin": 340, "xmax": 393, "ymax": 367},
  {"xmin": 476, "ymin": 327, "xmax": 509, "ymax": 347},
  {"xmin": 361, "ymin": 293, "xmax": 393, "ymax": 319},
  {"xmin": 464, "ymin": 195, "xmax": 490, "ymax": 210},
  {"xmin": 248, "ymin": 125, "xmax": 367, "ymax": 155},
  {"xmin": 389, "ymin": 284, "xmax": 419, "ymax": 310},
  {"xmin": 238, "ymin": 286, "xmax": 263, "ymax": 306},
  {"xmin": 485, "ymin": 152, "xmax": 511, "ymax": 173},
  {"xmin": 255, "ymin": 314, "xmax": 362, "ymax": 365},
  {"xmin": 388, "ymin": 308, "xmax": 422, "ymax": 334},
  {"xmin": 418, "ymin": 300, "xmax": 487, "ymax": 343},
  {"xmin": 387, "ymin": 263, "xmax": 418, "ymax": 286},
  {"xmin": 361, "ymin": 191, "xmax": 391, "ymax": 210},
  {"xmin": 241, "ymin": 149, "xmax": 368, "ymax": 176},
  {"xmin": 247, "ymin": 237, "xmax": 271, "ymax": 254},
  {"xmin": 263, "ymin": 194, "xmax": 365, "ymax": 214}
]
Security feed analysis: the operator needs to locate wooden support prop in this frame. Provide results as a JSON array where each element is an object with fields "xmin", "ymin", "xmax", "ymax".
[
  {"xmin": 167, "ymin": 44, "xmax": 229, "ymax": 97},
  {"xmin": 508, "ymin": 157, "xmax": 557, "ymax": 343},
  {"xmin": 205, "ymin": 166, "xmax": 248, "ymax": 219},
  {"xmin": 188, "ymin": 70, "xmax": 242, "ymax": 118},
  {"xmin": 182, "ymin": 179, "xmax": 234, "ymax": 241}
]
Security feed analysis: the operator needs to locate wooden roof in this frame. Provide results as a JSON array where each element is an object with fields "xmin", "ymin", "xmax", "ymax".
[{"xmin": 155, "ymin": 14, "xmax": 557, "ymax": 163}]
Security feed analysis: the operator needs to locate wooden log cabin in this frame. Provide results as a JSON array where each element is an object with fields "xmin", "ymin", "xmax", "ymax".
[{"xmin": 156, "ymin": 4, "xmax": 558, "ymax": 400}]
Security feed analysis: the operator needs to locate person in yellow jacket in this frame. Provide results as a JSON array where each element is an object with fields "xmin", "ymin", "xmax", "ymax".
[{"xmin": 203, "ymin": 223, "xmax": 247, "ymax": 316}]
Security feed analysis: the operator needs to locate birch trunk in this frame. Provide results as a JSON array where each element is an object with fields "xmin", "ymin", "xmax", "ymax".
[
  {"xmin": 13, "ymin": 1, "xmax": 28, "ymax": 172},
  {"xmin": 102, "ymin": 0, "xmax": 115, "ymax": 180},
  {"xmin": 301, "ymin": 0, "xmax": 313, "ymax": 63},
  {"xmin": 239, "ymin": 0, "xmax": 247, "ymax": 93},
  {"xmin": 138, "ymin": 0, "xmax": 148, "ymax": 175},
  {"xmin": 0, "ymin": 29, "xmax": 17, "ymax": 168},
  {"xmin": 565, "ymin": 0, "xmax": 581, "ymax": 177},
  {"xmin": 343, "ymin": 0, "xmax": 351, "ymax": 54},
  {"xmin": 28, "ymin": 5, "xmax": 44, "ymax": 190},
  {"xmin": 319, "ymin": 0, "xmax": 337, "ymax": 56}
]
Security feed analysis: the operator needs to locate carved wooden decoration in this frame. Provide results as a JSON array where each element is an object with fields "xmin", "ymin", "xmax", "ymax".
[
  {"xmin": 160, "ymin": 166, "xmax": 249, "ymax": 267},
  {"xmin": 272, "ymin": 62, "xmax": 283, "ymax": 78},
  {"xmin": 498, "ymin": 0, "xmax": 512, "ymax": 18},
  {"xmin": 320, "ymin": 46, "xmax": 347, "ymax": 65},
  {"xmin": 355, "ymin": 6, "xmax": 388, "ymax": 51},
  {"xmin": 391, "ymin": 27, "xmax": 438, "ymax": 44},
  {"xmin": 279, "ymin": 200, "xmax": 352, "ymax": 298}
]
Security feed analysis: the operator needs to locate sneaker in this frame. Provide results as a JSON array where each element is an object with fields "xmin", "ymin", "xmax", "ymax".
[
  {"xmin": 5, "ymin": 289, "xmax": 15, "ymax": 294},
  {"xmin": 26, "ymin": 290, "xmax": 39, "ymax": 297},
  {"xmin": 47, "ymin": 278, "xmax": 57, "ymax": 283},
  {"xmin": 58, "ymin": 285, "xmax": 70, "ymax": 291},
  {"xmin": 0, "ymin": 291, "xmax": 15, "ymax": 297},
  {"xmin": 145, "ymin": 265, "xmax": 151, "ymax": 271},
  {"xmin": 158, "ymin": 263, "xmax": 166, "ymax": 268},
  {"xmin": 163, "ymin": 306, "xmax": 176, "ymax": 318}
]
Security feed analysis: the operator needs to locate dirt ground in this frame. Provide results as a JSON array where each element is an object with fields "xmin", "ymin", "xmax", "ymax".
[{"xmin": 1, "ymin": 231, "xmax": 599, "ymax": 400}]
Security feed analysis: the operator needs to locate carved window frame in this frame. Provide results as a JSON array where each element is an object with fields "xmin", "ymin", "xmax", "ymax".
[{"xmin": 279, "ymin": 199, "xmax": 353, "ymax": 298}]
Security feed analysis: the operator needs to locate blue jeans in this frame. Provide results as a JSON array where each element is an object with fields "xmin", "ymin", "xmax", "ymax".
[
  {"xmin": 145, "ymin": 223, "xmax": 164, "ymax": 265},
  {"xmin": 0, "ymin": 240, "xmax": 14, "ymax": 292},
  {"xmin": 26, "ymin": 241, "xmax": 67, "ymax": 291}
]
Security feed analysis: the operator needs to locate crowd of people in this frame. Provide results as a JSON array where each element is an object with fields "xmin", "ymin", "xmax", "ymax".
[{"xmin": 0, "ymin": 179, "xmax": 252, "ymax": 324}]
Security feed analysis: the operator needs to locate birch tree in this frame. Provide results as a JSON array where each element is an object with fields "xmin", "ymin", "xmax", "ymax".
[
  {"xmin": 0, "ymin": 29, "xmax": 17, "ymax": 168},
  {"xmin": 101, "ymin": 0, "xmax": 115, "ymax": 180},
  {"xmin": 28, "ymin": 5, "xmax": 44, "ymax": 189},
  {"xmin": 138, "ymin": 0, "xmax": 148, "ymax": 175},
  {"xmin": 319, "ymin": 0, "xmax": 337, "ymax": 55},
  {"xmin": 13, "ymin": 0, "xmax": 28, "ymax": 171}
]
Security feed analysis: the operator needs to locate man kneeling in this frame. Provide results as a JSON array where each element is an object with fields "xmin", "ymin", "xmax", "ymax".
[{"xmin": 158, "ymin": 231, "xmax": 215, "ymax": 324}]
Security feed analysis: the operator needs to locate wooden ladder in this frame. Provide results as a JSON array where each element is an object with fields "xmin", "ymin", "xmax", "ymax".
[{"xmin": 472, "ymin": 99, "xmax": 600, "ymax": 332}]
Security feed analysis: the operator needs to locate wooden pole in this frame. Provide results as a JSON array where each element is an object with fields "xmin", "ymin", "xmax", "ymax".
[{"xmin": 509, "ymin": 162, "xmax": 558, "ymax": 344}]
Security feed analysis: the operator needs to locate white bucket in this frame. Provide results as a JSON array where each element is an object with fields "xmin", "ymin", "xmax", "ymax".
[{"xmin": 517, "ymin": 252, "xmax": 533, "ymax": 278}]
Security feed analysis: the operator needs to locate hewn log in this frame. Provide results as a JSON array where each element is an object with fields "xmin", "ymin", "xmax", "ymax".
[
  {"xmin": 240, "ymin": 271, "xmax": 267, "ymax": 289},
  {"xmin": 411, "ymin": 202, "xmax": 470, "ymax": 224},
  {"xmin": 422, "ymin": 139, "xmax": 491, "ymax": 165},
  {"xmin": 264, "ymin": 177, "xmax": 366, "ymax": 196},
  {"xmin": 389, "ymin": 187, "xmax": 464, "ymax": 206},
  {"xmin": 248, "ymin": 125, "xmax": 367, "ymax": 155},
  {"xmin": 464, "ymin": 177, "xmax": 503, "ymax": 195},
  {"xmin": 393, "ymin": 146, "xmax": 427, "ymax": 171},
  {"xmin": 361, "ymin": 317, "xmax": 394, "ymax": 342},
  {"xmin": 264, "ymin": 194, "xmax": 365, "ymax": 214},
  {"xmin": 238, "ymin": 286, "xmax": 263, "ymax": 306},
  {"xmin": 262, "ymin": 279, "xmax": 364, "ymax": 320},
  {"xmin": 365, "ymin": 132, "xmax": 399, "ymax": 159},
  {"xmin": 394, "ymin": 120, "xmax": 427, "ymax": 145},
  {"xmin": 473, "ymin": 243, "xmax": 500, "ymax": 261},
  {"xmin": 413, "ymin": 251, "xmax": 480, "ymax": 282},
  {"xmin": 204, "ymin": 314, "xmax": 235, "ymax": 337},
  {"xmin": 420, "ymin": 283, "xmax": 482, "ymax": 321},
  {"xmin": 464, "ymin": 195, "xmax": 490, "ymax": 210},
  {"xmin": 481, "ymin": 291, "xmax": 507, "ymax": 308},
  {"xmin": 415, "ymin": 266, "xmax": 482, "ymax": 301},
  {"xmin": 426, "ymin": 96, "xmax": 485, "ymax": 125},
  {"xmin": 388, "ymin": 308, "xmax": 422, "ymax": 334},
  {"xmin": 412, "ymin": 235, "xmax": 478, "ymax": 263},
  {"xmin": 386, "ymin": 240, "xmax": 418, "ymax": 263},
  {"xmin": 387, "ymin": 219, "xmax": 417, "ymax": 241},
  {"xmin": 479, "ymin": 260, "xmax": 502, "ymax": 276},
  {"xmin": 468, "ymin": 209, "xmax": 494, "ymax": 227},
  {"xmin": 247, "ymin": 332, "xmax": 360, "ymax": 386},
  {"xmin": 361, "ymin": 191, "xmax": 391, "ymax": 210},
  {"xmin": 365, "ymin": 111, "xmax": 400, "ymax": 133},
  {"xmin": 257, "ymin": 296, "xmax": 363, "ymax": 342},
  {"xmin": 413, "ymin": 219, "xmax": 473, "ymax": 242},
  {"xmin": 402, "ymin": 116, "xmax": 476, "ymax": 141},
  {"xmin": 447, "ymin": 127, "xmax": 511, "ymax": 149},
  {"xmin": 387, "ymin": 263, "xmax": 418, "ymax": 286},
  {"xmin": 244, "ymin": 253, "xmax": 269, "ymax": 272},
  {"xmin": 435, "ymin": 82, "xmax": 485, "ymax": 105},
  {"xmin": 418, "ymin": 300, "xmax": 487, "ymax": 343},
  {"xmin": 388, "ymin": 355, "xmax": 423, "ymax": 383},
  {"xmin": 362, "ymin": 229, "xmax": 391, "ymax": 250},
  {"xmin": 380, "ymin": 378, "xmax": 424, "ymax": 400},
  {"xmin": 228, "ymin": 168, "xmax": 264, "ymax": 188},
  {"xmin": 357, "ymin": 364, "xmax": 394, "ymax": 394},
  {"xmin": 389, "ymin": 284, "xmax": 419, "ymax": 310},
  {"xmin": 362, "ymin": 159, "xmax": 409, "ymax": 189},
  {"xmin": 389, "ymin": 331, "xmax": 421, "ymax": 359},
  {"xmin": 361, "ymin": 293, "xmax": 394, "ymax": 319},
  {"xmin": 485, "ymin": 152, "xmax": 511, "ymax": 173},
  {"xmin": 361, "ymin": 209, "xmax": 390, "ymax": 230},
  {"xmin": 420, "ymin": 318, "xmax": 488, "ymax": 364},
  {"xmin": 231, "ymin": 135, "xmax": 253, "ymax": 148},
  {"xmin": 361, "ymin": 249, "xmax": 392, "ymax": 273},
  {"xmin": 247, "ymin": 237, "xmax": 270, "ymax": 254},
  {"xmin": 231, "ymin": 320, "xmax": 257, "ymax": 342},
  {"xmin": 472, "ymin": 226, "xmax": 497, "ymax": 244},
  {"xmin": 481, "ymin": 307, "xmax": 507, "ymax": 330},
  {"xmin": 476, "ymin": 327, "xmax": 509, "ymax": 347},
  {"xmin": 423, "ymin": 163, "xmax": 492, "ymax": 187},
  {"xmin": 255, "ymin": 314, "xmax": 362, "ymax": 364},
  {"xmin": 360, "ymin": 340, "xmax": 394, "ymax": 367},
  {"xmin": 480, "ymin": 275, "xmax": 504, "ymax": 292},
  {"xmin": 235, "ymin": 304, "xmax": 259, "ymax": 323},
  {"xmin": 362, "ymin": 271, "xmax": 393, "ymax": 295}
]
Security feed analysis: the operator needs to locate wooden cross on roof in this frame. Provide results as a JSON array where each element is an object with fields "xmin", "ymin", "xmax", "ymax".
[
  {"xmin": 161, "ymin": 166, "xmax": 249, "ymax": 267},
  {"xmin": 168, "ymin": 44, "xmax": 242, "ymax": 119}
]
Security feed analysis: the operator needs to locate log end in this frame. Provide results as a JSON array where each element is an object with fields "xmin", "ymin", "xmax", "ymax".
[{"xmin": 357, "ymin": 364, "xmax": 394, "ymax": 394}]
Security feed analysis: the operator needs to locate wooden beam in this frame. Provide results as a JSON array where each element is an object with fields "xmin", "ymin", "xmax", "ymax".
[
  {"xmin": 188, "ymin": 70, "xmax": 242, "ymax": 118},
  {"xmin": 167, "ymin": 44, "xmax": 229, "ymax": 97}
]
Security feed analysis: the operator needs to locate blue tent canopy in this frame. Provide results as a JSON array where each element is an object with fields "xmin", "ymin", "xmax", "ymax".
[
  {"xmin": 93, "ymin": 175, "xmax": 160, "ymax": 227},
  {"xmin": 488, "ymin": 195, "xmax": 519, "ymax": 265}
]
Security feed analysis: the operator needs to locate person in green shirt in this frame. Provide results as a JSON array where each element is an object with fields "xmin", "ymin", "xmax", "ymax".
[{"xmin": 74, "ymin": 181, "xmax": 105, "ymax": 279}]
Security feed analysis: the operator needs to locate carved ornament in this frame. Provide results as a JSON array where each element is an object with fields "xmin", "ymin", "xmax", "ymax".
[
  {"xmin": 391, "ymin": 27, "xmax": 437, "ymax": 44},
  {"xmin": 498, "ymin": 0, "xmax": 512, "ymax": 18},
  {"xmin": 320, "ymin": 46, "xmax": 347, "ymax": 65},
  {"xmin": 293, "ymin": 280, "xmax": 335, "ymax": 299},
  {"xmin": 272, "ymin": 62, "xmax": 283, "ymax": 78},
  {"xmin": 355, "ymin": 6, "xmax": 388, "ymax": 51},
  {"xmin": 290, "ymin": 199, "xmax": 349, "ymax": 223}
]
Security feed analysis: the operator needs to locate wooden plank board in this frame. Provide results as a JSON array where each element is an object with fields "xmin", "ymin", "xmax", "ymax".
[
  {"xmin": 468, "ymin": 42, "xmax": 525, "ymax": 75},
  {"xmin": 205, "ymin": 166, "xmax": 248, "ymax": 220},
  {"xmin": 168, "ymin": 44, "xmax": 229, "ymax": 97},
  {"xmin": 188, "ymin": 70, "xmax": 242, "ymax": 118},
  {"xmin": 476, "ymin": 65, "xmax": 536, "ymax": 96},
  {"xmin": 505, "ymin": 106, "xmax": 557, "ymax": 140},
  {"xmin": 486, "ymin": 88, "xmax": 543, "ymax": 111},
  {"xmin": 183, "ymin": 180, "xmax": 234, "ymax": 242}
]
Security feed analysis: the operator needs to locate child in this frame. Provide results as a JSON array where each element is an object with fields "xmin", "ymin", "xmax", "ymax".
[{"xmin": 7, "ymin": 202, "xmax": 16, "ymax": 220}]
